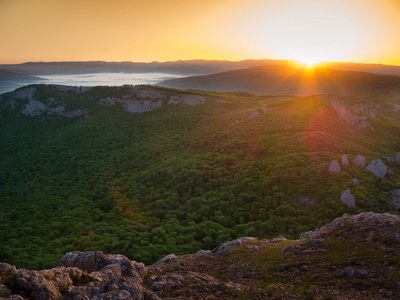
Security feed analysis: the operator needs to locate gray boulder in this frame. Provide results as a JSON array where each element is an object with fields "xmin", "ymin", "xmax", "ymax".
[
  {"xmin": 365, "ymin": 159, "xmax": 387, "ymax": 178},
  {"xmin": 196, "ymin": 250, "xmax": 212, "ymax": 255},
  {"xmin": 388, "ymin": 190, "xmax": 400, "ymax": 211},
  {"xmin": 329, "ymin": 160, "xmax": 341, "ymax": 173},
  {"xmin": 395, "ymin": 152, "xmax": 400, "ymax": 164},
  {"xmin": 352, "ymin": 155, "xmax": 366, "ymax": 167},
  {"xmin": 352, "ymin": 178, "xmax": 360, "ymax": 185},
  {"xmin": 153, "ymin": 254, "xmax": 178, "ymax": 266},
  {"xmin": 342, "ymin": 154, "xmax": 349, "ymax": 166},
  {"xmin": 59, "ymin": 251, "xmax": 145, "ymax": 281},
  {"xmin": 340, "ymin": 188, "xmax": 356, "ymax": 207},
  {"xmin": 212, "ymin": 237, "xmax": 257, "ymax": 257}
]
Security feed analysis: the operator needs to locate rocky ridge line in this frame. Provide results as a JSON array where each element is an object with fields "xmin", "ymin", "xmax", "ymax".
[{"xmin": 1, "ymin": 212, "xmax": 400, "ymax": 299}]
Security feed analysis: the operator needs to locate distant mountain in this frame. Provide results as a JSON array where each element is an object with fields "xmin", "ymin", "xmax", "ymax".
[
  {"xmin": 0, "ymin": 59, "xmax": 287, "ymax": 76},
  {"xmin": 323, "ymin": 61, "xmax": 400, "ymax": 76},
  {"xmin": 2, "ymin": 59, "xmax": 400, "ymax": 77},
  {"xmin": 159, "ymin": 65, "xmax": 400, "ymax": 96}
]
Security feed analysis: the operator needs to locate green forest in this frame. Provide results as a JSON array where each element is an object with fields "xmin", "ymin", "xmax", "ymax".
[{"xmin": 0, "ymin": 84, "xmax": 399, "ymax": 269}]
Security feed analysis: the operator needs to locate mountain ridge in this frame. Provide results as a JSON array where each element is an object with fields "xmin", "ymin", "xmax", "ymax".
[
  {"xmin": 159, "ymin": 65, "xmax": 400, "ymax": 96},
  {"xmin": 2, "ymin": 59, "xmax": 400, "ymax": 76}
]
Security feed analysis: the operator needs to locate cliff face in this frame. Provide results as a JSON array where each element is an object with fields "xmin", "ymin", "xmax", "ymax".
[{"xmin": 1, "ymin": 212, "xmax": 400, "ymax": 299}]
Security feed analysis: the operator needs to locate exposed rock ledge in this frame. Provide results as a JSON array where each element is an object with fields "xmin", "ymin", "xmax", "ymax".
[
  {"xmin": 319, "ymin": 94, "xmax": 376, "ymax": 130},
  {"xmin": 1, "ymin": 212, "xmax": 400, "ymax": 299}
]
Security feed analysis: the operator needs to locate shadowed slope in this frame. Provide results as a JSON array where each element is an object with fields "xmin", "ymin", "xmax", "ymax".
[{"xmin": 159, "ymin": 65, "xmax": 400, "ymax": 96}]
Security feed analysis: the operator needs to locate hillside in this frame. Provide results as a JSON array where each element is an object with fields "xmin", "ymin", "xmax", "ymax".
[
  {"xmin": 0, "ymin": 212, "xmax": 399, "ymax": 299},
  {"xmin": 0, "ymin": 84, "xmax": 400, "ymax": 272},
  {"xmin": 159, "ymin": 65, "xmax": 400, "ymax": 96},
  {"xmin": 0, "ymin": 69, "xmax": 42, "ymax": 82}
]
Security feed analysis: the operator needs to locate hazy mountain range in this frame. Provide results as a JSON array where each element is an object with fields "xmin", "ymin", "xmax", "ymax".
[
  {"xmin": 2, "ymin": 59, "xmax": 400, "ymax": 76},
  {"xmin": 159, "ymin": 65, "xmax": 400, "ymax": 96},
  {"xmin": 2, "ymin": 59, "xmax": 400, "ymax": 96}
]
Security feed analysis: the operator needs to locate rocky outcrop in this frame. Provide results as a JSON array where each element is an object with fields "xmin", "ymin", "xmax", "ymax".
[
  {"xmin": 340, "ymin": 188, "xmax": 356, "ymax": 207},
  {"xmin": 168, "ymin": 94, "xmax": 206, "ymax": 106},
  {"xmin": 350, "ymin": 101, "xmax": 376, "ymax": 118},
  {"xmin": 12, "ymin": 86, "xmax": 37, "ymax": 100},
  {"xmin": 21, "ymin": 100, "xmax": 48, "ymax": 116},
  {"xmin": 212, "ymin": 237, "xmax": 258, "ymax": 257},
  {"xmin": 51, "ymin": 85, "xmax": 90, "ymax": 93},
  {"xmin": 352, "ymin": 154, "xmax": 366, "ymax": 167},
  {"xmin": 388, "ymin": 190, "xmax": 400, "ymax": 211},
  {"xmin": 298, "ymin": 212, "xmax": 400, "ymax": 242},
  {"xmin": 131, "ymin": 87, "xmax": 166, "ymax": 100},
  {"xmin": 352, "ymin": 178, "xmax": 360, "ymax": 185},
  {"xmin": 0, "ymin": 253, "xmax": 146, "ymax": 300},
  {"xmin": 2, "ymin": 212, "xmax": 400, "ymax": 299},
  {"xmin": 153, "ymin": 254, "xmax": 178, "ymax": 266},
  {"xmin": 123, "ymin": 100, "xmax": 163, "ymax": 113},
  {"xmin": 59, "ymin": 251, "xmax": 145, "ymax": 280},
  {"xmin": 329, "ymin": 160, "xmax": 341, "ymax": 173},
  {"xmin": 342, "ymin": 154, "xmax": 349, "ymax": 166},
  {"xmin": 328, "ymin": 97, "xmax": 372, "ymax": 130},
  {"xmin": 20, "ymin": 99, "xmax": 88, "ymax": 118},
  {"xmin": 366, "ymin": 159, "xmax": 388, "ymax": 178}
]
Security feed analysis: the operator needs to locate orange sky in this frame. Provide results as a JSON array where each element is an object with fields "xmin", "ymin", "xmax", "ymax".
[{"xmin": 1, "ymin": 0, "xmax": 400, "ymax": 65}]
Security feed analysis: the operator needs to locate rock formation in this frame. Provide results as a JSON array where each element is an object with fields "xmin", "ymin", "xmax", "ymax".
[
  {"xmin": 352, "ymin": 154, "xmax": 366, "ymax": 167},
  {"xmin": 1, "ymin": 212, "xmax": 400, "ymax": 299},
  {"xmin": 396, "ymin": 152, "xmax": 400, "ymax": 164},
  {"xmin": 340, "ymin": 188, "xmax": 356, "ymax": 207},
  {"xmin": 352, "ymin": 178, "xmax": 360, "ymax": 185},
  {"xmin": 341, "ymin": 154, "xmax": 349, "ymax": 166},
  {"xmin": 366, "ymin": 159, "xmax": 388, "ymax": 178},
  {"xmin": 212, "ymin": 237, "xmax": 258, "ymax": 257},
  {"xmin": 168, "ymin": 94, "xmax": 206, "ymax": 106},
  {"xmin": 387, "ymin": 157, "xmax": 394, "ymax": 163},
  {"xmin": 329, "ymin": 160, "xmax": 341, "ymax": 173},
  {"xmin": 328, "ymin": 97, "xmax": 372, "ymax": 130},
  {"xmin": 123, "ymin": 100, "xmax": 163, "ymax": 113},
  {"xmin": 388, "ymin": 190, "xmax": 400, "ymax": 211}
]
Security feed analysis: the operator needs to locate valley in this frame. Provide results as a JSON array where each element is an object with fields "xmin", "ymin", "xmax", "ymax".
[{"xmin": 0, "ymin": 84, "xmax": 399, "ymax": 272}]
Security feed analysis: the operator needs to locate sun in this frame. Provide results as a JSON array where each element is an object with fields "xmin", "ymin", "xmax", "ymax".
[{"xmin": 295, "ymin": 58, "xmax": 321, "ymax": 69}]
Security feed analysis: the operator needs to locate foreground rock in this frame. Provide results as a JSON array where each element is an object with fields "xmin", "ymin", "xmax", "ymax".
[{"xmin": 1, "ymin": 213, "xmax": 400, "ymax": 299}]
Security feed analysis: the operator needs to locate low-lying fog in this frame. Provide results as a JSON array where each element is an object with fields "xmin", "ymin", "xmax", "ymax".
[{"xmin": 0, "ymin": 72, "xmax": 186, "ymax": 94}]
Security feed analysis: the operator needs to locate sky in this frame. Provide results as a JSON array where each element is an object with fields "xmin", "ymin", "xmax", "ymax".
[{"xmin": 1, "ymin": 0, "xmax": 400, "ymax": 65}]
